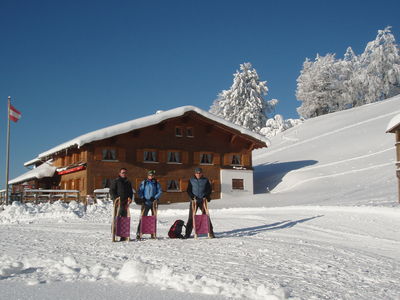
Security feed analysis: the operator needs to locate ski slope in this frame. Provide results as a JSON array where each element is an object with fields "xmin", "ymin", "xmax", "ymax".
[{"xmin": 1, "ymin": 96, "xmax": 400, "ymax": 300}]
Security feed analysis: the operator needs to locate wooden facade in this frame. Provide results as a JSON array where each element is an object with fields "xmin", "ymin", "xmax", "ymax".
[{"xmin": 12, "ymin": 110, "xmax": 266, "ymax": 203}]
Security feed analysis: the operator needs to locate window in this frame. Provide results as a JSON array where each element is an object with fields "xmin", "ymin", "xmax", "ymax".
[
  {"xmin": 186, "ymin": 127, "xmax": 194, "ymax": 137},
  {"xmin": 167, "ymin": 180, "xmax": 180, "ymax": 191},
  {"xmin": 102, "ymin": 149, "xmax": 117, "ymax": 161},
  {"xmin": 144, "ymin": 151, "xmax": 157, "ymax": 162},
  {"xmin": 232, "ymin": 179, "xmax": 244, "ymax": 190},
  {"xmin": 102, "ymin": 178, "xmax": 112, "ymax": 188},
  {"xmin": 231, "ymin": 154, "xmax": 241, "ymax": 165},
  {"xmin": 200, "ymin": 153, "xmax": 213, "ymax": 164},
  {"xmin": 168, "ymin": 151, "xmax": 181, "ymax": 163},
  {"xmin": 175, "ymin": 126, "xmax": 183, "ymax": 137}
]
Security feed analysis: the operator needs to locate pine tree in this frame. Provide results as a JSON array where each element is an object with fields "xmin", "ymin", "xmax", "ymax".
[{"xmin": 210, "ymin": 62, "xmax": 274, "ymax": 132}]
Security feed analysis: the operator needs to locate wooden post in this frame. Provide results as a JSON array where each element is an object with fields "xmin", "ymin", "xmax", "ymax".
[{"xmin": 192, "ymin": 200, "xmax": 197, "ymax": 239}]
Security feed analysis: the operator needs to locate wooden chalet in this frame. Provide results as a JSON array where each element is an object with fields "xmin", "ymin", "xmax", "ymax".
[
  {"xmin": 10, "ymin": 106, "xmax": 268, "ymax": 203},
  {"xmin": 386, "ymin": 114, "xmax": 400, "ymax": 203}
]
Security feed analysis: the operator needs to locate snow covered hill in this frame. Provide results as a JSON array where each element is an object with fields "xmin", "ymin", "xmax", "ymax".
[
  {"xmin": 253, "ymin": 94, "xmax": 400, "ymax": 207},
  {"xmin": 1, "ymin": 96, "xmax": 400, "ymax": 300}
]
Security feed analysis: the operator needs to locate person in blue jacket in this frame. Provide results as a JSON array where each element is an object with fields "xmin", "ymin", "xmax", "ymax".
[{"xmin": 136, "ymin": 170, "xmax": 162, "ymax": 238}]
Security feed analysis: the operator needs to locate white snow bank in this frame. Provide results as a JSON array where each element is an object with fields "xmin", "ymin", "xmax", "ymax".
[
  {"xmin": 9, "ymin": 162, "xmax": 56, "ymax": 184},
  {"xmin": 0, "ymin": 201, "xmax": 85, "ymax": 224}
]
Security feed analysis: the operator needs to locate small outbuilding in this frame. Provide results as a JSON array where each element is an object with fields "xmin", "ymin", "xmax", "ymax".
[
  {"xmin": 386, "ymin": 113, "xmax": 400, "ymax": 203},
  {"xmin": 10, "ymin": 106, "xmax": 269, "ymax": 203}
]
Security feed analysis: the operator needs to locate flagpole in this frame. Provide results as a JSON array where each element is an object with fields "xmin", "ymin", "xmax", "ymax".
[{"xmin": 5, "ymin": 96, "xmax": 11, "ymax": 205}]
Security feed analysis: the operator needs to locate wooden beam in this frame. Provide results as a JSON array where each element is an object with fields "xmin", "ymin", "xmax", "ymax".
[
  {"xmin": 157, "ymin": 122, "xmax": 166, "ymax": 131},
  {"xmin": 131, "ymin": 130, "xmax": 141, "ymax": 137},
  {"xmin": 230, "ymin": 134, "xmax": 237, "ymax": 144},
  {"xmin": 206, "ymin": 125, "xmax": 213, "ymax": 134}
]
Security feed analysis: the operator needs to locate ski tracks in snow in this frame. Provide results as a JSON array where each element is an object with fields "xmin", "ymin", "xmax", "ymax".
[{"xmin": 2, "ymin": 205, "xmax": 400, "ymax": 299}]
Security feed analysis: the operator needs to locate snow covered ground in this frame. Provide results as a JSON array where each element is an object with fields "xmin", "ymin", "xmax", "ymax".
[{"xmin": 1, "ymin": 96, "xmax": 400, "ymax": 300}]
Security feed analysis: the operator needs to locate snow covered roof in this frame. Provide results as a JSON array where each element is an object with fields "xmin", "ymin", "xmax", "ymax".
[
  {"xmin": 386, "ymin": 113, "xmax": 400, "ymax": 133},
  {"xmin": 9, "ymin": 162, "xmax": 57, "ymax": 185},
  {"xmin": 24, "ymin": 157, "xmax": 41, "ymax": 167},
  {"xmin": 28, "ymin": 106, "xmax": 269, "ymax": 161}
]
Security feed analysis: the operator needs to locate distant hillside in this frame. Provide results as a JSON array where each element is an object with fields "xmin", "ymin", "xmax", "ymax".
[{"xmin": 253, "ymin": 95, "xmax": 400, "ymax": 206}]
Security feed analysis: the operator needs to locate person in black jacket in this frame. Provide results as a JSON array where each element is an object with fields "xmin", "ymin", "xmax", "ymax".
[
  {"xmin": 109, "ymin": 168, "xmax": 133, "ymax": 219},
  {"xmin": 184, "ymin": 167, "xmax": 215, "ymax": 238}
]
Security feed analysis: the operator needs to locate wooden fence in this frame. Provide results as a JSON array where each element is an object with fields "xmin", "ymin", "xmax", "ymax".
[{"xmin": 16, "ymin": 189, "xmax": 81, "ymax": 204}]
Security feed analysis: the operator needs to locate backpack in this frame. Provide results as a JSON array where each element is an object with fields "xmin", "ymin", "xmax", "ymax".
[{"xmin": 168, "ymin": 219, "xmax": 185, "ymax": 239}]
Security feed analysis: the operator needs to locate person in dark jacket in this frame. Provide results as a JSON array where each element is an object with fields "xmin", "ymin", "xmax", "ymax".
[
  {"xmin": 136, "ymin": 170, "xmax": 162, "ymax": 238},
  {"xmin": 184, "ymin": 167, "xmax": 215, "ymax": 238},
  {"xmin": 109, "ymin": 168, "xmax": 134, "ymax": 218}
]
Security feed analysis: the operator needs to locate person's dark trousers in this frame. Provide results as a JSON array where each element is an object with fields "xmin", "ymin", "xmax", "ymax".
[
  {"xmin": 118, "ymin": 199, "xmax": 129, "ymax": 217},
  {"xmin": 136, "ymin": 204, "xmax": 155, "ymax": 236},
  {"xmin": 184, "ymin": 201, "xmax": 214, "ymax": 238}
]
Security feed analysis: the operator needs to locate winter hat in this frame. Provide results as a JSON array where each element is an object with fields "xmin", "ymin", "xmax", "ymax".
[
  {"xmin": 147, "ymin": 170, "xmax": 156, "ymax": 176},
  {"xmin": 194, "ymin": 167, "xmax": 203, "ymax": 174}
]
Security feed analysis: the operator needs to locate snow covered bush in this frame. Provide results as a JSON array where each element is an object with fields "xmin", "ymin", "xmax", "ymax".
[{"xmin": 260, "ymin": 114, "xmax": 303, "ymax": 138}]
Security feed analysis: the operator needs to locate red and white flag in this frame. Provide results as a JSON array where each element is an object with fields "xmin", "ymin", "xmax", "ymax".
[{"xmin": 9, "ymin": 104, "xmax": 21, "ymax": 122}]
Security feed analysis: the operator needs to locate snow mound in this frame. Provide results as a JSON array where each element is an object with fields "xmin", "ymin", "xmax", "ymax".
[{"xmin": 117, "ymin": 259, "xmax": 290, "ymax": 300}]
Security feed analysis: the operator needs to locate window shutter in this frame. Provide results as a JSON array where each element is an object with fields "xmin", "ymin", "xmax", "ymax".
[
  {"xmin": 94, "ymin": 148, "xmax": 102, "ymax": 161},
  {"xmin": 180, "ymin": 179, "xmax": 189, "ymax": 192},
  {"xmin": 242, "ymin": 153, "xmax": 250, "ymax": 166},
  {"xmin": 135, "ymin": 178, "xmax": 144, "ymax": 191},
  {"xmin": 181, "ymin": 151, "xmax": 189, "ymax": 164},
  {"xmin": 213, "ymin": 153, "xmax": 220, "ymax": 165},
  {"xmin": 136, "ymin": 149, "xmax": 144, "ymax": 162},
  {"xmin": 159, "ymin": 150, "xmax": 166, "ymax": 163},
  {"xmin": 211, "ymin": 179, "xmax": 221, "ymax": 192},
  {"xmin": 193, "ymin": 152, "xmax": 200, "ymax": 165},
  {"xmin": 158, "ymin": 178, "xmax": 167, "ymax": 192},
  {"xmin": 223, "ymin": 153, "xmax": 231, "ymax": 165},
  {"xmin": 94, "ymin": 176, "xmax": 103, "ymax": 189},
  {"xmin": 118, "ymin": 148, "xmax": 126, "ymax": 162}
]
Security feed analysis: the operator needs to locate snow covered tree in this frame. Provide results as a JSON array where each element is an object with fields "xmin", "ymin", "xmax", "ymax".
[
  {"xmin": 353, "ymin": 26, "xmax": 400, "ymax": 105},
  {"xmin": 210, "ymin": 62, "xmax": 274, "ymax": 132},
  {"xmin": 340, "ymin": 47, "xmax": 360, "ymax": 108},
  {"xmin": 296, "ymin": 54, "xmax": 344, "ymax": 118}
]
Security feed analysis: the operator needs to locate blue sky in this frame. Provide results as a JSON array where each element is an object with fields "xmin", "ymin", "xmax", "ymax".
[{"xmin": 1, "ymin": 0, "xmax": 400, "ymax": 188}]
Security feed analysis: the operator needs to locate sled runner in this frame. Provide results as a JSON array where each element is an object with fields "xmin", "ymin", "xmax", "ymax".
[
  {"xmin": 112, "ymin": 197, "xmax": 131, "ymax": 242},
  {"xmin": 192, "ymin": 199, "xmax": 212, "ymax": 239},
  {"xmin": 138, "ymin": 200, "xmax": 158, "ymax": 240}
]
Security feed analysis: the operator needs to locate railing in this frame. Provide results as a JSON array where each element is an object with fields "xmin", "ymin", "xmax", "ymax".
[
  {"xmin": 20, "ymin": 189, "xmax": 81, "ymax": 204},
  {"xmin": 93, "ymin": 188, "xmax": 110, "ymax": 202},
  {"xmin": 0, "ymin": 189, "xmax": 6, "ymax": 205}
]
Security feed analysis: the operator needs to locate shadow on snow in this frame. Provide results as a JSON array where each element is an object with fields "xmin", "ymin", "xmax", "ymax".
[
  {"xmin": 217, "ymin": 215, "xmax": 323, "ymax": 238},
  {"xmin": 254, "ymin": 160, "xmax": 318, "ymax": 194}
]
